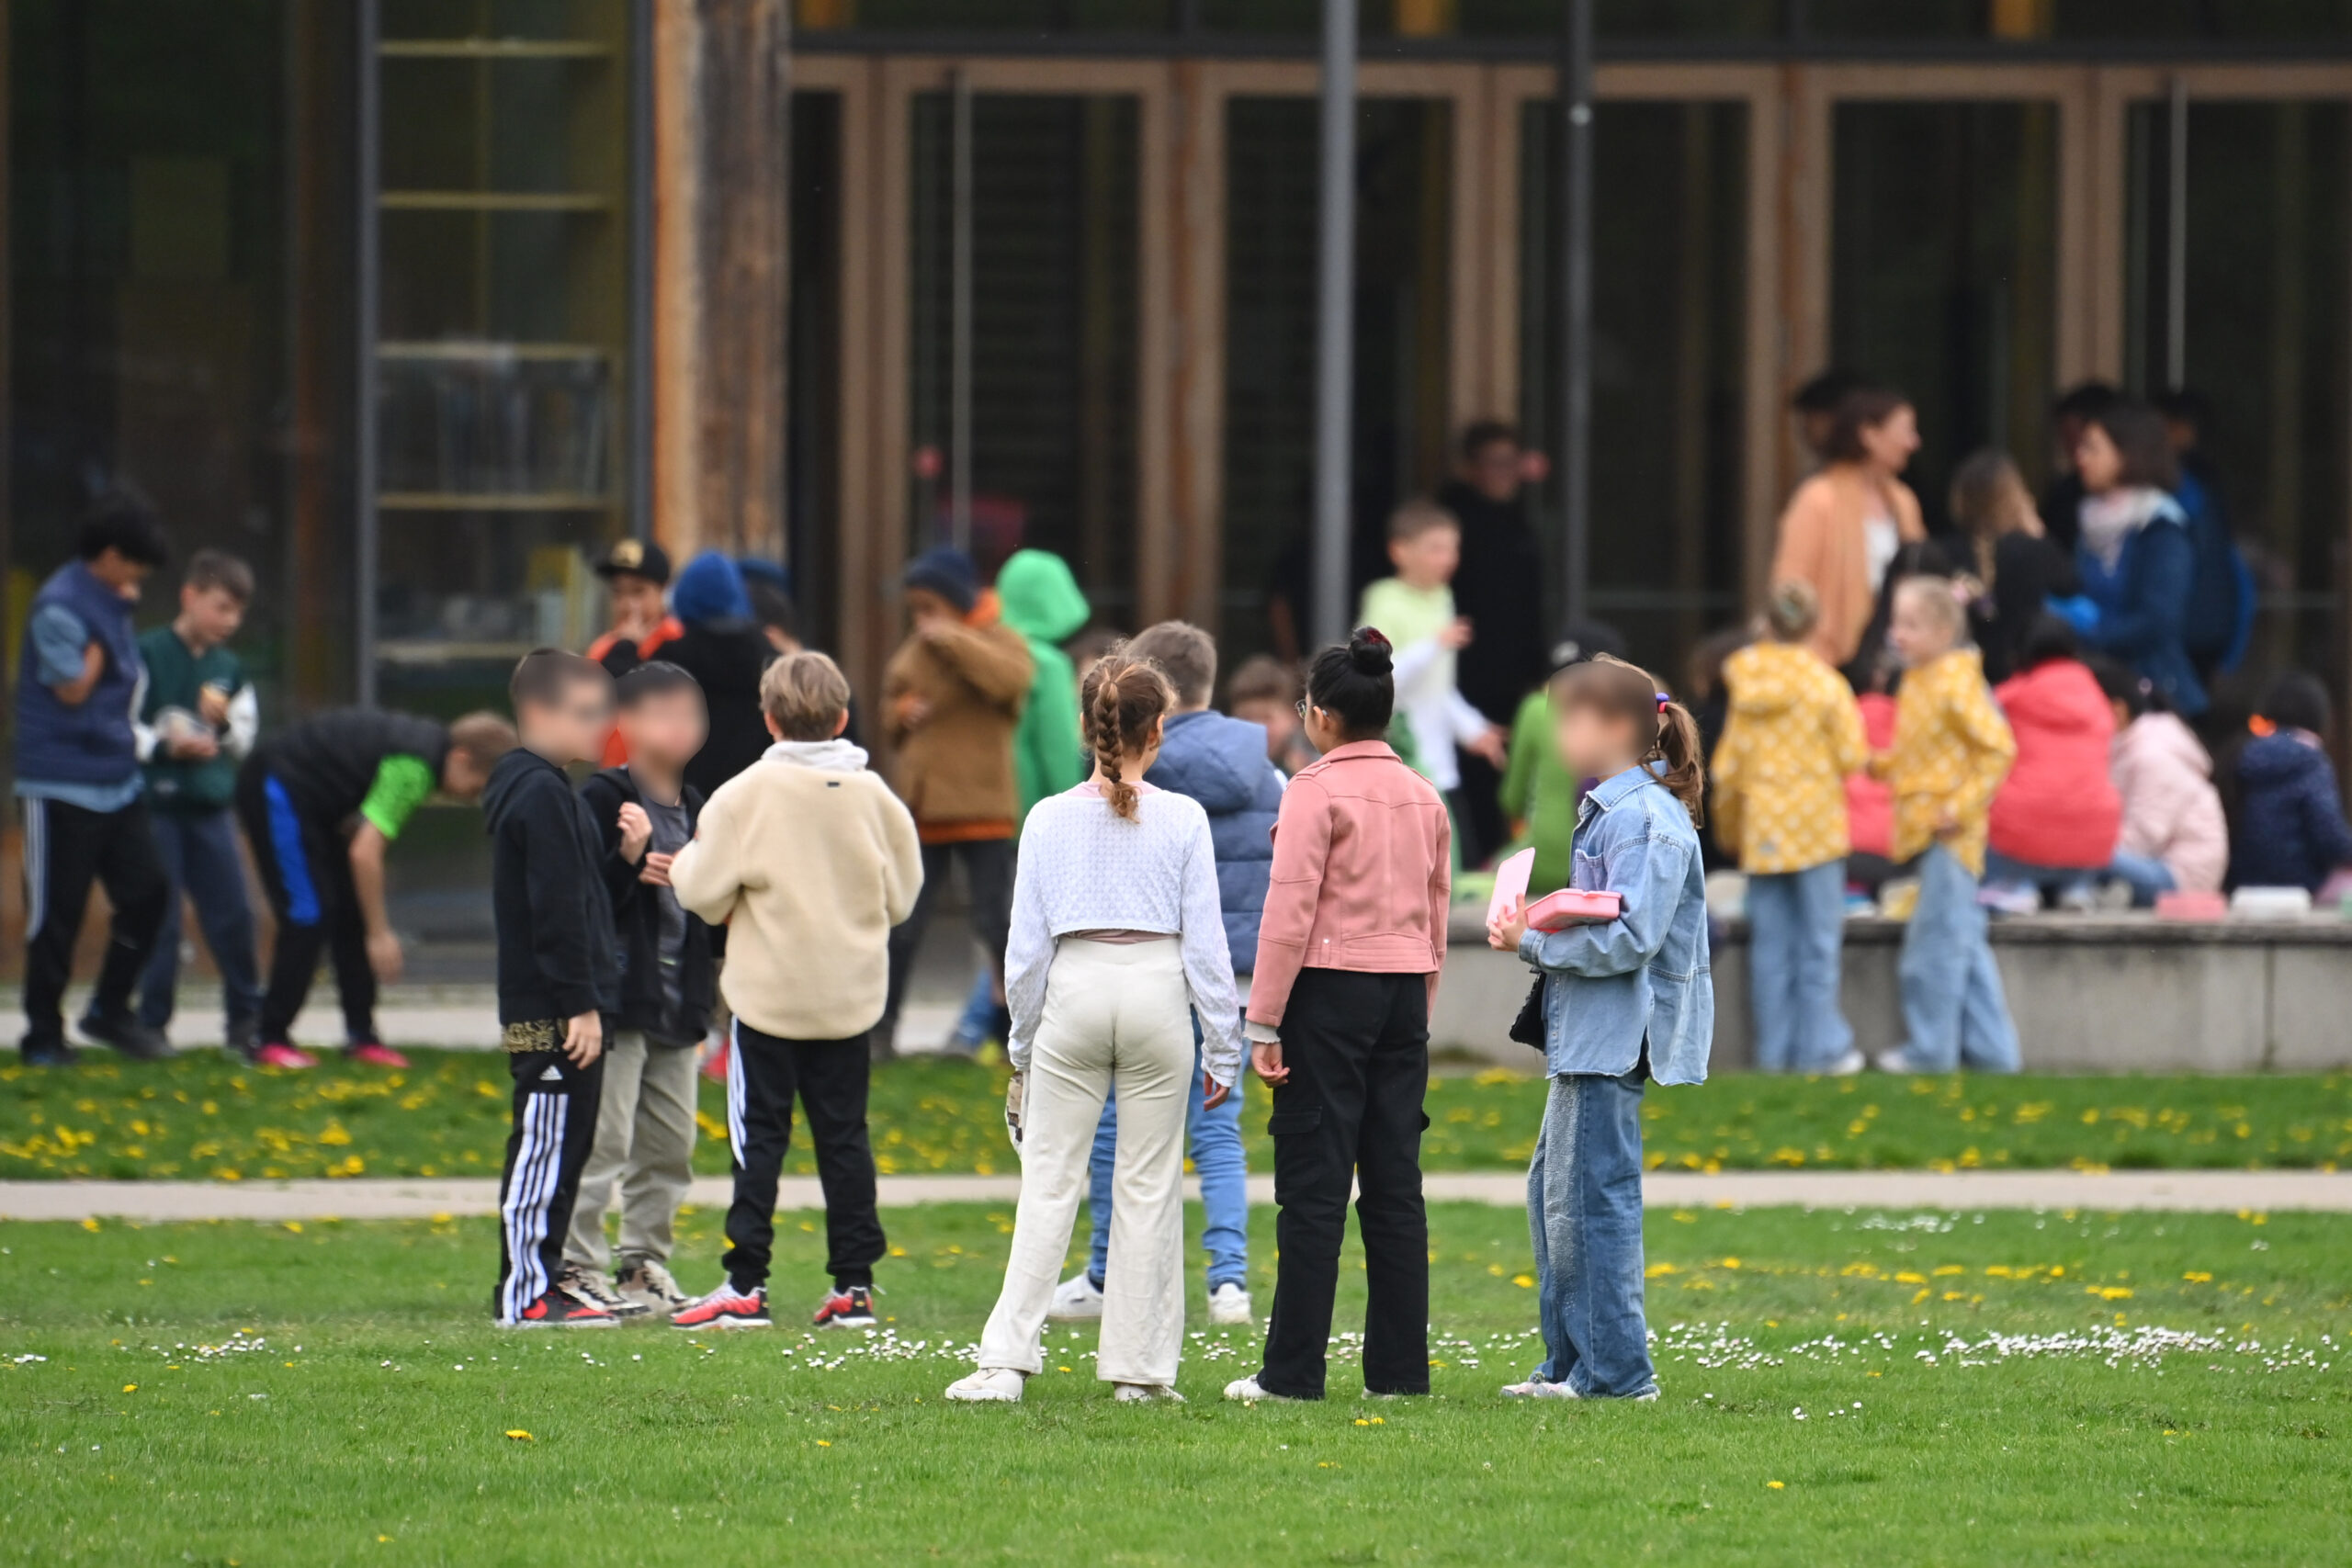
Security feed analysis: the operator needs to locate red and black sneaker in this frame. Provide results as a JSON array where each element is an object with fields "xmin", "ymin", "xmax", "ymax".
[
  {"xmin": 671, "ymin": 1282, "xmax": 771, "ymax": 1330},
  {"xmin": 812, "ymin": 1284, "xmax": 876, "ymax": 1329},
  {"xmin": 505, "ymin": 1288, "xmax": 620, "ymax": 1328}
]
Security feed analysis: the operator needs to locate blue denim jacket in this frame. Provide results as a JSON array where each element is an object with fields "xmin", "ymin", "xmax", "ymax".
[{"xmin": 1517, "ymin": 764, "xmax": 1713, "ymax": 1085}]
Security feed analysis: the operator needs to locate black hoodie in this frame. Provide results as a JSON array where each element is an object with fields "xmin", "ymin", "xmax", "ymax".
[
  {"xmin": 482, "ymin": 748, "xmax": 620, "ymax": 1027},
  {"xmin": 580, "ymin": 765, "xmax": 713, "ymax": 1043}
]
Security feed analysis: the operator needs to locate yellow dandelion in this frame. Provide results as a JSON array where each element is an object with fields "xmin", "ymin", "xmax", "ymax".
[
  {"xmin": 1510, "ymin": 1274, "xmax": 1535, "ymax": 1289},
  {"xmin": 122, "ymin": 1383, "xmax": 137, "ymax": 1393},
  {"xmin": 503, "ymin": 1429, "xmax": 533, "ymax": 1441},
  {"xmin": 1766, "ymin": 1480, "xmax": 1786, "ymax": 1490}
]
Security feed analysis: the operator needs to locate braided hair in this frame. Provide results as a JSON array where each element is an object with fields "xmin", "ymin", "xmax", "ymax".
[{"xmin": 1080, "ymin": 645, "xmax": 1175, "ymax": 822}]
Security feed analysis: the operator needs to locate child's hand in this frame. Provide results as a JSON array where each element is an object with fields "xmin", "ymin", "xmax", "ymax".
[
  {"xmin": 561, "ymin": 1010, "xmax": 603, "ymax": 1066},
  {"xmin": 197, "ymin": 684, "xmax": 232, "ymax": 727},
  {"xmin": 1932, "ymin": 804, "xmax": 1962, "ymax": 840},
  {"xmin": 639, "ymin": 851, "xmax": 674, "ymax": 887},
  {"xmin": 1250, "ymin": 1039, "xmax": 1289, "ymax": 1086},
  {"xmin": 167, "ymin": 732, "xmax": 220, "ymax": 761},
  {"xmin": 1439, "ymin": 617, "xmax": 1474, "ymax": 651},
  {"xmin": 366, "ymin": 927, "xmax": 404, "ymax": 983},
  {"xmin": 1465, "ymin": 724, "xmax": 1509, "ymax": 768},
  {"xmin": 1202, "ymin": 1070, "xmax": 1230, "ymax": 1111},
  {"xmin": 894, "ymin": 694, "xmax": 933, "ymax": 731},
  {"xmin": 1487, "ymin": 897, "xmax": 1530, "ymax": 953},
  {"xmin": 616, "ymin": 802, "xmax": 653, "ymax": 863}
]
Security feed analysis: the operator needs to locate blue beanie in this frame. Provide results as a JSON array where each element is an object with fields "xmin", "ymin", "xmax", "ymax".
[
  {"xmin": 670, "ymin": 550, "xmax": 753, "ymax": 625},
  {"xmin": 902, "ymin": 546, "xmax": 978, "ymax": 613}
]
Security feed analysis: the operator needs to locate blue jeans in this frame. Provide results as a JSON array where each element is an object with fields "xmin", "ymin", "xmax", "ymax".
[
  {"xmin": 1983, "ymin": 850, "xmax": 2099, "ymax": 906},
  {"xmin": 1745, "ymin": 860, "xmax": 1851, "ymax": 1072},
  {"xmin": 951, "ymin": 965, "xmax": 1005, "ymax": 1048},
  {"xmin": 1087, "ymin": 1015, "xmax": 1248, "ymax": 1291},
  {"xmin": 1895, "ymin": 845, "xmax": 2019, "ymax": 1073},
  {"xmin": 1528, "ymin": 1069, "xmax": 1655, "ymax": 1397},
  {"xmin": 137, "ymin": 807, "xmax": 262, "ymax": 1033},
  {"xmin": 2106, "ymin": 850, "xmax": 2177, "ymax": 908}
]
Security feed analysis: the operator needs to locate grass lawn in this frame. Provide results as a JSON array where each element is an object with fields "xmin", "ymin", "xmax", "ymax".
[
  {"xmin": 1, "ymin": 1201, "xmax": 2346, "ymax": 1564},
  {"xmin": 2, "ymin": 1052, "xmax": 2349, "ymax": 1182}
]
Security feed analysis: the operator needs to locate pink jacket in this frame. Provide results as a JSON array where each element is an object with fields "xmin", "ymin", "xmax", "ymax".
[
  {"xmin": 1248, "ymin": 740, "xmax": 1452, "ymax": 1029},
  {"xmin": 2111, "ymin": 712, "xmax": 2227, "ymax": 894}
]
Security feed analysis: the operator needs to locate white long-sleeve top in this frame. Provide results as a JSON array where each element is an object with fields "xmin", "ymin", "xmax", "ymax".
[{"xmin": 1003, "ymin": 782, "xmax": 1244, "ymax": 1086}]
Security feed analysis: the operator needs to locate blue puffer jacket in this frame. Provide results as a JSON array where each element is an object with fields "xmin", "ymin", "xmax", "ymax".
[
  {"xmin": 2075, "ymin": 497, "xmax": 2207, "ymax": 718},
  {"xmin": 2230, "ymin": 732, "xmax": 2352, "ymax": 894},
  {"xmin": 1143, "ymin": 709, "xmax": 1283, "ymax": 972}
]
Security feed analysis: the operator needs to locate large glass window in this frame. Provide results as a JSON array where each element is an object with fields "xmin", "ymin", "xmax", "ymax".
[
  {"xmin": 1222, "ymin": 97, "xmax": 1453, "ymax": 664},
  {"xmin": 1830, "ymin": 100, "xmax": 2059, "ymax": 525},
  {"xmin": 1521, "ymin": 99, "xmax": 1749, "ymax": 679},
  {"xmin": 7, "ymin": 0, "xmax": 328, "ymax": 723},
  {"xmin": 2127, "ymin": 99, "xmax": 2352, "ymax": 691},
  {"xmin": 909, "ymin": 93, "xmax": 1139, "ymax": 623},
  {"xmin": 368, "ymin": 0, "xmax": 639, "ymax": 713}
]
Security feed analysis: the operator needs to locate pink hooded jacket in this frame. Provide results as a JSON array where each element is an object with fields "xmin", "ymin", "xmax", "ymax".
[{"xmin": 2110, "ymin": 712, "xmax": 2227, "ymax": 894}]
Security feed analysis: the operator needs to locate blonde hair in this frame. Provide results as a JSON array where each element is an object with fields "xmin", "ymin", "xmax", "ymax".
[
  {"xmin": 1894, "ymin": 574, "xmax": 1969, "ymax": 640},
  {"xmin": 760, "ymin": 649, "xmax": 852, "ymax": 741},
  {"xmin": 1386, "ymin": 496, "xmax": 1460, "ymax": 543},
  {"xmin": 1763, "ymin": 580, "xmax": 1820, "ymax": 643}
]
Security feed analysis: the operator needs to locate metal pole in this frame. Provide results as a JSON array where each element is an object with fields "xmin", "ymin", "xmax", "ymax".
[
  {"xmin": 628, "ymin": 0, "xmax": 654, "ymax": 544},
  {"xmin": 2165, "ymin": 73, "xmax": 2188, "ymax": 391},
  {"xmin": 949, "ymin": 67, "xmax": 974, "ymax": 554},
  {"xmin": 355, "ymin": 0, "xmax": 381, "ymax": 708},
  {"xmin": 1557, "ymin": 0, "xmax": 1594, "ymax": 626},
  {"xmin": 1312, "ymin": 0, "xmax": 1357, "ymax": 649}
]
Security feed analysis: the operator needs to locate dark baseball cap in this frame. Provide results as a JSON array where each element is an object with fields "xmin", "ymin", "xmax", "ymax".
[{"xmin": 593, "ymin": 537, "xmax": 671, "ymax": 585}]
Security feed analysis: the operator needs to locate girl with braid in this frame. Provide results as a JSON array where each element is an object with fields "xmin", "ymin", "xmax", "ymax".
[{"xmin": 948, "ymin": 648, "xmax": 1242, "ymax": 1404}]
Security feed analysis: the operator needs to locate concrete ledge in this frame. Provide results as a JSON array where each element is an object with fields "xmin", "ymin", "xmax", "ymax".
[{"xmin": 1434, "ymin": 911, "xmax": 2352, "ymax": 1073}]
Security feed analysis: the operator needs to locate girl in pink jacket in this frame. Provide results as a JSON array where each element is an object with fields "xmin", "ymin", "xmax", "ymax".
[
  {"xmin": 1225, "ymin": 629, "xmax": 1452, "ymax": 1404},
  {"xmin": 2091, "ymin": 659, "xmax": 2226, "ymax": 902}
]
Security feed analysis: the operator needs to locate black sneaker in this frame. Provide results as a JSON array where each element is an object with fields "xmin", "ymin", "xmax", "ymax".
[
  {"xmin": 503, "ymin": 1288, "xmax": 621, "ymax": 1328},
  {"xmin": 224, "ymin": 1016, "xmax": 260, "ymax": 1061},
  {"xmin": 75, "ymin": 1010, "xmax": 176, "ymax": 1062},
  {"xmin": 812, "ymin": 1284, "xmax": 876, "ymax": 1329},
  {"xmin": 19, "ymin": 1035, "xmax": 78, "ymax": 1067}
]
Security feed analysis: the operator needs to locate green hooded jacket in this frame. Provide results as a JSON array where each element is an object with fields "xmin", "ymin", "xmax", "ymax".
[{"xmin": 994, "ymin": 549, "xmax": 1091, "ymax": 821}]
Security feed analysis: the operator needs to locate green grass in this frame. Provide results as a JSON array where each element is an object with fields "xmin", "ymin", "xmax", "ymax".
[
  {"xmin": 4, "ymin": 1051, "xmax": 2350, "ymax": 1181},
  {"xmin": 1, "ymin": 1201, "xmax": 2346, "ymax": 1564}
]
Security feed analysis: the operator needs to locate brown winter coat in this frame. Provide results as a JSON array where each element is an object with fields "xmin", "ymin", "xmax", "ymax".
[{"xmin": 881, "ymin": 592, "xmax": 1034, "ymax": 839}]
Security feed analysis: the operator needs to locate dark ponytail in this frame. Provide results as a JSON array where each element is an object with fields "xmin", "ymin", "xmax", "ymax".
[
  {"xmin": 1079, "ymin": 645, "xmax": 1175, "ymax": 821},
  {"xmin": 1555, "ymin": 653, "xmax": 1706, "ymax": 827},
  {"xmin": 1305, "ymin": 627, "xmax": 1396, "ymax": 741}
]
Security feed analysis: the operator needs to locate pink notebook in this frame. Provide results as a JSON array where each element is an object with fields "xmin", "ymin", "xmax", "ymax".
[{"xmin": 1487, "ymin": 849, "xmax": 1623, "ymax": 931}]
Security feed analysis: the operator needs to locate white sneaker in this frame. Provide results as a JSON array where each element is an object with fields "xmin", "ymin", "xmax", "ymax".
[
  {"xmin": 1207, "ymin": 1281, "xmax": 1254, "ymax": 1325},
  {"xmin": 615, "ymin": 1258, "xmax": 689, "ymax": 1313},
  {"xmin": 1823, "ymin": 1048, "xmax": 1866, "ymax": 1077},
  {"xmin": 1048, "ymin": 1273, "xmax": 1105, "ymax": 1320},
  {"xmin": 558, "ymin": 1262, "xmax": 649, "ymax": 1319},
  {"xmin": 945, "ymin": 1368, "xmax": 1026, "ymax": 1403},
  {"xmin": 1873, "ymin": 1047, "xmax": 1924, "ymax": 1075},
  {"xmin": 1114, "ymin": 1382, "xmax": 1186, "ymax": 1403},
  {"xmin": 1500, "ymin": 1378, "xmax": 1578, "ymax": 1400},
  {"xmin": 1223, "ymin": 1375, "xmax": 1291, "ymax": 1402}
]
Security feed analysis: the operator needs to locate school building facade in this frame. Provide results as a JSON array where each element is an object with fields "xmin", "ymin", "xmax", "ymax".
[{"xmin": 6, "ymin": 0, "xmax": 2352, "ymax": 750}]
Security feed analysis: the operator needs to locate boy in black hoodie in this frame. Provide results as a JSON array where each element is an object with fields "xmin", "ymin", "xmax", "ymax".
[
  {"xmin": 484, "ymin": 649, "xmax": 622, "ymax": 1328},
  {"xmin": 558, "ymin": 661, "xmax": 715, "ymax": 1316}
]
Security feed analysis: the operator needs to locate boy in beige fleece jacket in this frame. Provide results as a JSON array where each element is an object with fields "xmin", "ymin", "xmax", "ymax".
[{"xmin": 667, "ymin": 651, "xmax": 923, "ymax": 1331}]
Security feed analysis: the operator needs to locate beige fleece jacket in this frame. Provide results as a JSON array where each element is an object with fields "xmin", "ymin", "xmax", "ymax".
[{"xmin": 670, "ymin": 742, "xmax": 924, "ymax": 1041}]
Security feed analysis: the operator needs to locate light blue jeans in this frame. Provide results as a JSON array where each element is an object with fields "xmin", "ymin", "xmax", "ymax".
[
  {"xmin": 2106, "ymin": 850, "xmax": 2177, "ymax": 908},
  {"xmin": 1527, "ymin": 1068, "xmax": 1656, "ymax": 1398},
  {"xmin": 1895, "ymin": 845, "xmax": 2020, "ymax": 1073},
  {"xmin": 1984, "ymin": 850, "xmax": 2100, "ymax": 907},
  {"xmin": 1087, "ymin": 1015, "xmax": 1248, "ymax": 1291},
  {"xmin": 1745, "ymin": 860, "xmax": 1851, "ymax": 1072}
]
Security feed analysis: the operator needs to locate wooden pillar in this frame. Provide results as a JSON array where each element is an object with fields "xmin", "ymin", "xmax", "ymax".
[{"xmin": 651, "ymin": 0, "xmax": 790, "ymax": 561}]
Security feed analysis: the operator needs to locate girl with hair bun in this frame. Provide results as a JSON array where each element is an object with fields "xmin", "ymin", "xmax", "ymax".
[
  {"xmin": 947, "ymin": 648, "xmax": 1242, "ymax": 1405},
  {"xmin": 1225, "ymin": 628, "xmax": 1453, "ymax": 1404}
]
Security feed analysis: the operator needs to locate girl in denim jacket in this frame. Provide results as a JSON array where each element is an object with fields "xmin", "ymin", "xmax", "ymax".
[{"xmin": 1487, "ymin": 654, "xmax": 1713, "ymax": 1401}]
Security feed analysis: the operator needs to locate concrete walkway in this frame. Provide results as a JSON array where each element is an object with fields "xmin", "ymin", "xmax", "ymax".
[{"xmin": 3, "ymin": 1169, "xmax": 2346, "ymax": 1224}]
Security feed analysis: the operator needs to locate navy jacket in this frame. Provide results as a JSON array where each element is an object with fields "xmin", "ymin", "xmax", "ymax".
[
  {"xmin": 14, "ymin": 562, "xmax": 143, "ymax": 787},
  {"xmin": 2078, "ymin": 502, "xmax": 2206, "ymax": 718},
  {"xmin": 2230, "ymin": 733, "xmax": 2352, "ymax": 894},
  {"xmin": 1142, "ymin": 709, "xmax": 1283, "ymax": 972}
]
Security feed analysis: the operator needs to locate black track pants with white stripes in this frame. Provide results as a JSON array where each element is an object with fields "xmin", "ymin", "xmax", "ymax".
[
  {"xmin": 494, "ymin": 1043, "xmax": 604, "ymax": 1324},
  {"xmin": 19, "ymin": 794, "xmax": 168, "ymax": 1051},
  {"xmin": 721, "ymin": 1021, "xmax": 885, "ymax": 1293}
]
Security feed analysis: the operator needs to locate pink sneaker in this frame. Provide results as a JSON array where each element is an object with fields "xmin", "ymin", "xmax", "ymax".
[
  {"xmin": 699, "ymin": 1038, "xmax": 729, "ymax": 1083},
  {"xmin": 345, "ymin": 1042, "xmax": 410, "ymax": 1069},
  {"xmin": 254, "ymin": 1042, "xmax": 318, "ymax": 1070}
]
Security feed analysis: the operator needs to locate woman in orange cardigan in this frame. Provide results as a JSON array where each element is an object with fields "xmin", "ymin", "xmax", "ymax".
[{"xmin": 1770, "ymin": 384, "xmax": 1927, "ymax": 672}]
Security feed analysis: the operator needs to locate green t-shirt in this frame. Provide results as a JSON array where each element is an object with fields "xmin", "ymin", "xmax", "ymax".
[{"xmin": 359, "ymin": 754, "xmax": 436, "ymax": 840}]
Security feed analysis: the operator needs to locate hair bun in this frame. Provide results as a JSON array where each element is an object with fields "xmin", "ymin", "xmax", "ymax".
[{"xmin": 1347, "ymin": 627, "xmax": 1394, "ymax": 677}]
